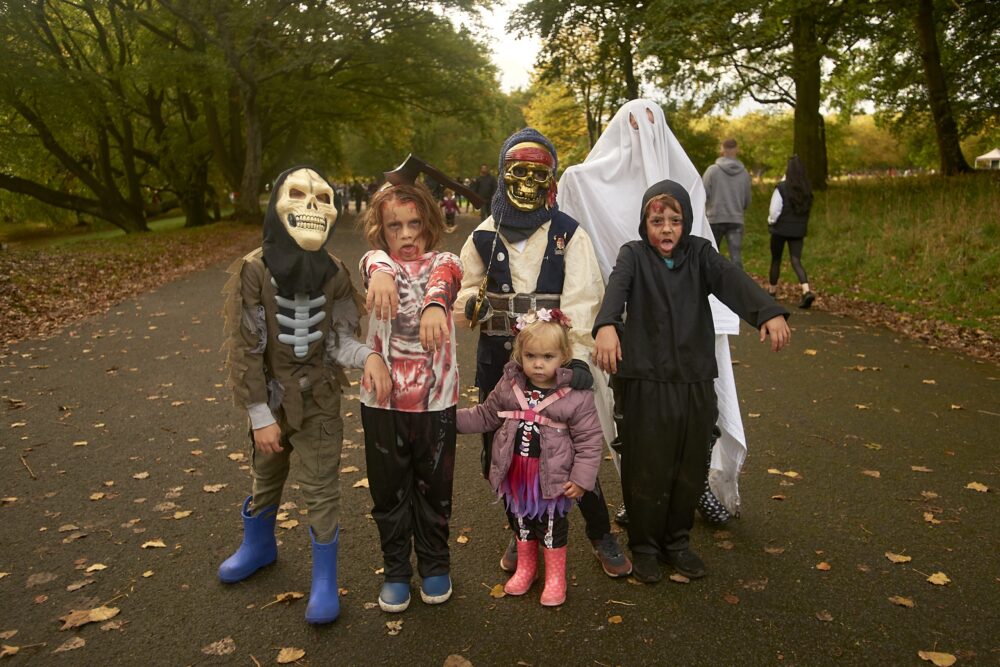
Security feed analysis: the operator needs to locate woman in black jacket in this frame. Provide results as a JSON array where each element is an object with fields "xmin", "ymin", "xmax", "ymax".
[{"xmin": 767, "ymin": 155, "xmax": 815, "ymax": 308}]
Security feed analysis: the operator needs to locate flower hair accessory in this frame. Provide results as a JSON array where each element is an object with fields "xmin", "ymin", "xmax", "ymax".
[{"xmin": 512, "ymin": 308, "xmax": 573, "ymax": 336}]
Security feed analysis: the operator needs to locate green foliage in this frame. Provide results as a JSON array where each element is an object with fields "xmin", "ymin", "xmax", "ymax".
[{"xmin": 740, "ymin": 174, "xmax": 1000, "ymax": 335}]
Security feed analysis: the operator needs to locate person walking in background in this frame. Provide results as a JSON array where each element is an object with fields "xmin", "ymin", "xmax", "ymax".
[
  {"xmin": 441, "ymin": 188, "xmax": 460, "ymax": 234},
  {"xmin": 472, "ymin": 164, "xmax": 497, "ymax": 222},
  {"xmin": 767, "ymin": 155, "xmax": 815, "ymax": 309},
  {"xmin": 702, "ymin": 138, "xmax": 751, "ymax": 269}
]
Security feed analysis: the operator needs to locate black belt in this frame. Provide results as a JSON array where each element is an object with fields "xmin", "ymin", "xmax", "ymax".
[{"xmin": 482, "ymin": 293, "xmax": 561, "ymax": 336}]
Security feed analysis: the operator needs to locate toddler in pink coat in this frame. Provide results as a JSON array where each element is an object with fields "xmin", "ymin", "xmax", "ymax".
[{"xmin": 457, "ymin": 310, "xmax": 603, "ymax": 606}]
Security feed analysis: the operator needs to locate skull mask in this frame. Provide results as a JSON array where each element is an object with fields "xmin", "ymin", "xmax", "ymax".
[
  {"xmin": 503, "ymin": 142, "xmax": 555, "ymax": 212},
  {"xmin": 275, "ymin": 168, "xmax": 338, "ymax": 251}
]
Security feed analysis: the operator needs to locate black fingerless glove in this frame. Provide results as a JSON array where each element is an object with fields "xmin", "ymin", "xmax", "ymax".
[
  {"xmin": 567, "ymin": 359, "xmax": 594, "ymax": 390},
  {"xmin": 464, "ymin": 297, "xmax": 491, "ymax": 324}
]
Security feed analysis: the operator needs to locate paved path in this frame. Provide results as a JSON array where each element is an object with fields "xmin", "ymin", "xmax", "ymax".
[{"xmin": 1, "ymin": 213, "xmax": 997, "ymax": 666}]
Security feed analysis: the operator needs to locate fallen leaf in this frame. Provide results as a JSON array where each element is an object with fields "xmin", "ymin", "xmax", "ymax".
[
  {"xmin": 201, "ymin": 637, "xmax": 236, "ymax": 656},
  {"xmin": 911, "ymin": 466, "xmax": 933, "ymax": 473},
  {"xmin": 142, "ymin": 571, "xmax": 154, "ymax": 578},
  {"xmin": 263, "ymin": 592, "xmax": 305, "ymax": 608},
  {"xmin": 456, "ymin": 535, "xmax": 470, "ymax": 544},
  {"xmin": 0, "ymin": 645, "xmax": 17, "ymax": 657},
  {"xmin": 854, "ymin": 404, "xmax": 870, "ymax": 410},
  {"xmin": 782, "ymin": 471, "xmax": 801, "ymax": 478},
  {"xmin": 278, "ymin": 519, "xmax": 299, "ymax": 530},
  {"xmin": 202, "ymin": 484, "xmax": 227, "ymax": 493},
  {"xmin": 764, "ymin": 547, "xmax": 785, "ymax": 555},
  {"xmin": 716, "ymin": 540, "xmax": 735, "ymax": 550},
  {"xmin": 61, "ymin": 531, "xmax": 87, "ymax": 544},
  {"xmin": 861, "ymin": 469, "xmax": 881, "ymax": 478},
  {"xmin": 25, "ymin": 572, "xmax": 58, "ymax": 588},
  {"xmin": 668, "ymin": 573, "xmax": 690, "ymax": 584},
  {"xmin": 766, "ymin": 468, "xmax": 783, "ymax": 475},
  {"xmin": 927, "ymin": 572, "xmax": 950, "ymax": 586},
  {"xmin": 884, "ymin": 551, "xmax": 912, "ymax": 564},
  {"xmin": 815, "ymin": 562, "xmax": 831, "ymax": 571},
  {"xmin": 352, "ymin": 478, "xmax": 370, "ymax": 489},
  {"xmin": 723, "ymin": 593, "xmax": 740, "ymax": 605},
  {"xmin": 52, "ymin": 637, "xmax": 85, "ymax": 653},
  {"xmin": 72, "ymin": 440, "xmax": 88, "ymax": 447},
  {"xmin": 920, "ymin": 491, "xmax": 939, "ymax": 500},
  {"xmin": 84, "ymin": 563, "xmax": 107, "ymax": 573},
  {"xmin": 89, "ymin": 492, "xmax": 105, "ymax": 501},
  {"xmin": 277, "ymin": 647, "xmax": 306, "ymax": 664},
  {"xmin": 443, "ymin": 655, "xmax": 474, "ymax": 667},
  {"xmin": 66, "ymin": 580, "xmax": 95, "ymax": 592},
  {"xmin": 864, "ymin": 442, "xmax": 883, "ymax": 450},
  {"xmin": 141, "ymin": 539, "xmax": 167, "ymax": 549},
  {"xmin": 803, "ymin": 349, "xmax": 817, "ymax": 356},
  {"xmin": 340, "ymin": 465, "xmax": 360, "ymax": 473},
  {"xmin": 965, "ymin": 482, "xmax": 988, "ymax": 493},
  {"xmin": 0, "ymin": 632, "xmax": 16, "ymax": 641},
  {"xmin": 58, "ymin": 524, "xmax": 79, "ymax": 533},
  {"xmin": 172, "ymin": 510, "xmax": 192, "ymax": 520},
  {"xmin": 226, "ymin": 452, "xmax": 245, "ymax": 462},
  {"xmin": 888, "ymin": 595, "xmax": 915, "ymax": 608},
  {"xmin": 386, "ymin": 619, "xmax": 403, "ymax": 636},
  {"xmin": 815, "ymin": 610, "xmax": 833, "ymax": 622},
  {"xmin": 748, "ymin": 412, "xmax": 761, "ymax": 418},
  {"xmin": 58, "ymin": 606, "xmax": 119, "ymax": 630},
  {"xmin": 607, "ymin": 615, "xmax": 623, "ymax": 624},
  {"xmin": 489, "ymin": 584, "xmax": 506, "ymax": 598},
  {"xmin": 917, "ymin": 650, "xmax": 956, "ymax": 666},
  {"xmin": 923, "ymin": 512, "xmax": 941, "ymax": 525},
  {"xmin": 100, "ymin": 620, "xmax": 127, "ymax": 632},
  {"xmin": 949, "ymin": 404, "xmax": 963, "ymax": 410},
  {"xmin": 132, "ymin": 471, "xmax": 150, "ymax": 480}
]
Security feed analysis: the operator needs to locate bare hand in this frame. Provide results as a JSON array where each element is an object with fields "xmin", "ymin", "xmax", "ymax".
[
  {"xmin": 366, "ymin": 271, "xmax": 398, "ymax": 321},
  {"xmin": 362, "ymin": 353, "xmax": 392, "ymax": 405},
  {"xmin": 592, "ymin": 325, "xmax": 622, "ymax": 374},
  {"xmin": 419, "ymin": 305, "xmax": 449, "ymax": 352},
  {"xmin": 253, "ymin": 423, "xmax": 283, "ymax": 455},
  {"xmin": 759, "ymin": 315, "xmax": 791, "ymax": 352},
  {"xmin": 562, "ymin": 481, "xmax": 585, "ymax": 499}
]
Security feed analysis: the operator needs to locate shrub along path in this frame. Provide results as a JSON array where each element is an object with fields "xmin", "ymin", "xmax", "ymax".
[{"xmin": 0, "ymin": 212, "xmax": 996, "ymax": 665}]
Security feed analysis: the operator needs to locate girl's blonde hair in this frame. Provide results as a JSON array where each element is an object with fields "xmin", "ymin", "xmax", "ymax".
[
  {"xmin": 511, "ymin": 320, "xmax": 572, "ymax": 367},
  {"xmin": 362, "ymin": 182, "xmax": 444, "ymax": 252}
]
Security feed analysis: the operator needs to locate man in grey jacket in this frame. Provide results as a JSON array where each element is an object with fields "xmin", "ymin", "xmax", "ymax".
[{"xmin": 702, "ymin": 138, "xmax": 751, "ymax": 268}]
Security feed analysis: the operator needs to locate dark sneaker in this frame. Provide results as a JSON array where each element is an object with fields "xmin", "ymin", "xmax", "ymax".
[
  {"xmin": 591, "ymin": 533, "xmax": 633, "ymax": 577},
  {"xmin": 662, "ymin": 548, "xmax": 706, "ymax": 579},
  {"xmin": 631, "ymin": 552, "xmax": 662, "ymax": 584},
  {"xmin": 614, "ymin": 503, "xmax": 629, "ymax": 526},
  {"xmin": 798, "ymin": 291, "xmax": 815, "ymax": 309},
  {"xmin": 499, "ymin": 536, "xmax": 517, "ymax": 573}
]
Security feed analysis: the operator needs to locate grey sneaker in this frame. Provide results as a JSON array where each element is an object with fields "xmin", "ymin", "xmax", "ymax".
[
  {"xmin": 499, "ymin": 536, "xmax": 517, "ymax": 573},
  {"xmin": 591, "ymin": 533, "xmax": 632, "ymax": 577}
]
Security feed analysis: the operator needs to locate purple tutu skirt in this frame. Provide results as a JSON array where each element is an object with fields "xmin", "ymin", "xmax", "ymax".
[{"xmin": 500, "ymin": 455, "xmax": 573, "ymax": 520}]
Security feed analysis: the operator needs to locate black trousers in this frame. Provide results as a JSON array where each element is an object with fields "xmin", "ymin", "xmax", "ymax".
[
  {"xmin": 619, "ymin": 379, "xmax": 717, "ymax": 555},
  {"xmin": 506, "ymin": 506, "xmax": 569, "ymax": 549},
  {"xmin": 361, "ymin": 405, "xmax": 456, "ymax": 582},
  {"xmin": 477, "ymin": 335, "xmax": 611, "ymax": 542}
]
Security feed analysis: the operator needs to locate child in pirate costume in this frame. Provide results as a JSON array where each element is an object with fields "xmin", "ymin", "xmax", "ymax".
[
  {"xmin": 592, "ymin": 180, "xmax": 790, "ymax": 583},
  {"xmin": 219, "ymin": 166, "xmax": 391, "ymax": 625},
  {"xmin": 457, "ymin": 311, "xmax": 604, "ymax": 606},
  {"xmin": 458, "ymin": 128, "xmax": 632, "ymax": 578},
  {"xmin": 359, "ymin": 181, "xmax": 463, "ymax": 613}
]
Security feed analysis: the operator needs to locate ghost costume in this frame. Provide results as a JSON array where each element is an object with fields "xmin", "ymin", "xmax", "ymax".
[{"xmin": 558, "ymin": 99, "xmax": 747, "ymax": 517}]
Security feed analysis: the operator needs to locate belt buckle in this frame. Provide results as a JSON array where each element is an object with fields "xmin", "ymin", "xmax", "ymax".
[{"xmin": 511, "ymin": 293, "xmax": 533, "ymax": 314}]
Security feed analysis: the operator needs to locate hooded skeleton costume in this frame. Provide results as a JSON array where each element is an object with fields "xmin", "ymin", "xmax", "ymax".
[
  {"xmin": 458, "ymin": 129, "xmax": 627, "ymax": 566},
  {"xmin": 592, "ymin": 179, "xmax": 788, "ymax": 565},
  {"xmin": 220, "ymin": 166, "xmax": 377, "ymax": 625},
  {"xmin": 558, "ymin": 99, "xmax": 747, "ymax": 519}
]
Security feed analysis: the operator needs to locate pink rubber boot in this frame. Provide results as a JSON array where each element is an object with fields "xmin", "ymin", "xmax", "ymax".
[
  {"xmin": 504, "ymin": 539, "xmax": 538, "ymax": 596},
  {"xmin": 540, "ymin": 546, "xmax": 567, "ymax": 606}
]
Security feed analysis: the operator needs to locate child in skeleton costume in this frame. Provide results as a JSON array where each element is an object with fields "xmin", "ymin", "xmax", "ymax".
[
  {"xmin": 359, "ymin": 182, "xmax": 463, "ymax": 613},
  {"xmin": 219, "ymin": 166, "xmax": 391, "ymax": 625},
  {"xmin": 458, "ymin": 128, "xmax": 632, "ymax": 578},
  {"xmin": 593, "ymin": 180, "xmax": 790, "ymax": 583},
  {"xmin": 558, "ymin": 99, "xmax": 747, "ymax": 525},
  {"xmin": 457, "ymin": 312, "xmax": 603, "ymax": 606}
]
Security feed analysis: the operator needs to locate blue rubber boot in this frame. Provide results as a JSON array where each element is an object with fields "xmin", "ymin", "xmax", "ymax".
[
  {"xmin": 378, "ymin": 582, "xmax": 411, "ymax": 613},
  {"xmin": 420, "ymin": 574, "xmax": 452, "ymax": 604},
  {"xmin": 218, "ymin": 496, "xmax": 278, "ymax": 583},
  {"xmin": 305, "ymin": 527, "xmax": 340, "ymax": 624}
]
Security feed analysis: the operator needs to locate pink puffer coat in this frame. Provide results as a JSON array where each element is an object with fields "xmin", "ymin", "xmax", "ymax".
[{"xmin": 457, "ymin": 361, "xmax": 604, "ymax": 499}]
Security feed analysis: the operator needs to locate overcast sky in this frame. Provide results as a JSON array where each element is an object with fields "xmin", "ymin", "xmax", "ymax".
[{"xmin": 481, "ymin": 0, "xmax": 539, "ymax": 92}]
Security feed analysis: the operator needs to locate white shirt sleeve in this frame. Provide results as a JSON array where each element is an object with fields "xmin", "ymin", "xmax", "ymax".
[{"xmin": 767, "ymin": 188, "xmax": 783, "ymax": 225}]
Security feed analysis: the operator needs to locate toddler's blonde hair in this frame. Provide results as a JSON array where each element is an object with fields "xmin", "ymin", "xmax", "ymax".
[{"xmin": 511, "ymin": 320, "xmax": 572, "ymax": 368}]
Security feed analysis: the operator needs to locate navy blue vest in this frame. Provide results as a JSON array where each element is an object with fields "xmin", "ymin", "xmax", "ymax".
[{"xmin": 471, "ymin": 211, "xmax": 579, "ymax": 295}]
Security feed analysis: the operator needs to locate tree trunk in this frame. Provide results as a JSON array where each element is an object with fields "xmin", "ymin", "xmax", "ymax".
[
  {"xmin": 914, "ymin": 0, "xmax": 971, "ymax": 175},
  {"xmin": 0, "ymin": 173, "xmax": 149, "ymax": 233},
  {"xmin": 790, "ymin": 11, "xmax": 828, "ymax": 190},
  {"xmin": 235, "ymin": 90, "xmax": 263, "ymax": 224},
  {"xmin": 181, "ymin": 161, "xmax": 211, "ymax": 228}
]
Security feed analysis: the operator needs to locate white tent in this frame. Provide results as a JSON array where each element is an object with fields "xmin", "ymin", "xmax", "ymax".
[{"xmin": 974, "ymin": 148, "xmax": 1000, "ymax": 170}]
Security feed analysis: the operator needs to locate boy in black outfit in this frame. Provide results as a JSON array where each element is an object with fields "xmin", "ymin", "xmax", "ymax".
[{"xmin": 592, "ymin": 179, "xmax": 790, "ymax": 583}]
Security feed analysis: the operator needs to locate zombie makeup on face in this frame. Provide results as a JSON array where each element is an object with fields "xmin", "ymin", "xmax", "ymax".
[
  {"xmin": 381, "ymin": 198, "xmax": 427, "ymax": 261},
  {"xmin": 644, "ymin": 195, "xmax": 684, "ymax": 258}
]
